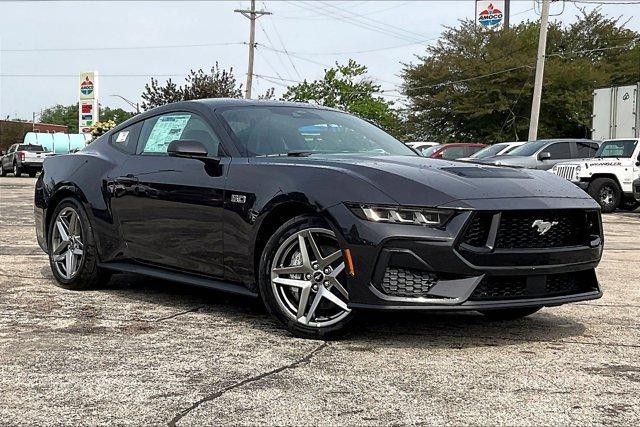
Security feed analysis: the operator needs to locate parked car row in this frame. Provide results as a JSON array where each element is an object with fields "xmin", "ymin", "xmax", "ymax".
[
  {"xmin": 406, "ymin": 138, "xmax": 639, "ymax": 213},
  {"xmin": 0, "ymin": 144, "xmax": 53, "ymax": 177}
]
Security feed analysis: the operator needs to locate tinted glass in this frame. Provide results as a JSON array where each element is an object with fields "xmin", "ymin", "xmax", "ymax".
[
  {"xmin": 110, "ymin": 121, "xmax": 143, "ymax": 154},
  {"xmin": 138, "ymin": 112, "xmax": 221, "ymax": 156},
  {"xmin": 507, "ymin": 140, "xmax": 549, "ymax": 156},
  {"xmin": 595, "ymin": 140, "xmax": 637, "ymax": 158},
  {"xmin": 17, "ymin": 144, "xmax": 45, "ymax": 152},
  {"xmin": 421, "ymin": 145, "xmax": 441, "ymax": 157},
  {"xmin": 470, "ymin": 143, "xmax": 508, "ymax": 159},
  {"xmin": 441, "ymin": 146, "xmax": 467, "ymax": 160},
  {"xmin": 545, "ymin": 142, "xmax": 572, "ymax": 159},
  {"xmin": 219, "ymin": 106, "xmax": 414, "ymax": 157},
  {"xmin": 576, "ymin": 141, "xmax": 598, "ymax": 158}
]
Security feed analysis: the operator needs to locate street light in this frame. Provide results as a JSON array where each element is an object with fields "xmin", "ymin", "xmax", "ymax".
[{"xmin": 110, "ymin": 94, "xmax": 140, "ymax": 114}]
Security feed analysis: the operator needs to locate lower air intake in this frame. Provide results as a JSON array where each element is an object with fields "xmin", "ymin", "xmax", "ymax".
[{"xmin": 380, "ymin": 267, "xmax": 438, "ymax": 298}]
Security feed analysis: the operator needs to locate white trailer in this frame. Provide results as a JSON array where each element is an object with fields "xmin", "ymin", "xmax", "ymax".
[{"xmin": 592, "ymin": 83, "xmax": 640, "ymax": 141}]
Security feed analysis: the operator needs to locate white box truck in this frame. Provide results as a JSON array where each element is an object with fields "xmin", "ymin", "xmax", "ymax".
[{"xmin": 592, "ymin": 83, "xmax": 639, "ymax": 140}]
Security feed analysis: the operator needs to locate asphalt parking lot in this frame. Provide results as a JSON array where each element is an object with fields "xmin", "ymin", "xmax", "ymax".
[{"xmin": 0, "ymin": 176, "xmax": 639, "ymax": 425}]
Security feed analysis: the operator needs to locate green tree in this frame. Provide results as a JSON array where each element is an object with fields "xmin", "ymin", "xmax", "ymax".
[
  {"xmin": 402, "ymin": 10, "xmax": 640, "ymax": 143},
  {"xmin": 41, "ymin": 104, "xmax": 79, "ymax": 133},
  {"xmin": 141, "ymin": 62, "xmax": 274, "ymax": 110},
  {"xmin": 282, "ymin": 59, "xmax": 403, "ymax": 137},
  {"xmin": 40, "ymin": 104, "xmax": 135, "ymax": 134}
]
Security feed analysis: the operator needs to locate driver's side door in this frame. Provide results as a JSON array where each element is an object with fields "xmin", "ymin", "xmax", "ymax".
[{"xmin": 109, "ymin": 111, "xmax": 228, "ymax": 278}]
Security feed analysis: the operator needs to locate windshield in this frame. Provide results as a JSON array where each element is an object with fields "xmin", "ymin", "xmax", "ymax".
[
  {"xmin": 470, "ymin": 143, "xmax": 508, "ymax": 159},
  {"xmin": 507, "ymin": 140, "xmax": 549, "ymax": 157},
  {"xmin": 421, "ymin": 145, "xmax": 442, "ymax": 157},
  {"xmin": 219, "ymin": 106, "xmax": 415, "ymax": 157},
  {"xmin": 17, "ymin": 144, "xmax": 46, "ymax": 152},
  {"xmin": 595, "ymin": 140, "xmax": 637, "ymax": 158}
]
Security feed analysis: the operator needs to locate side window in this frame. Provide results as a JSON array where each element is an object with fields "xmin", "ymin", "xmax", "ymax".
[
  {"xmin": 138, "ymin": 112, "xmax": 221, "ymax": 156},
  {"xmin": 441, "ymin": 146, "xmax": 466, "ymax": 160},
  {"xmin": 576, "ymin": 142, "xmax": 598, "ymax": 158},
  {"xmin": 110, "ymin": 121, "xmax": 143, "ymax": 154},
  {"xmin": 545, "ymin": 143, "xmax": 571, "ymax": 159}
]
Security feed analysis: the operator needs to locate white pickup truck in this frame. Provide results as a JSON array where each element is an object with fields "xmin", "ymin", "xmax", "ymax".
[
  {"xmin": 551, "ymin": 138, "xmax": 640, "ymax": 212},
  {"xmin": 0, "ymin": 144, "xmax": 53, "ymax": 177}
]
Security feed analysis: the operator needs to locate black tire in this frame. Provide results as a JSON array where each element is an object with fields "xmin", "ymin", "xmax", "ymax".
[
  {"xmin": 588, "ymin": 177, "xmax": 621, "ymax": 213},
  {"xmin": 479, "ymin": 306, "xmax": 542, "ymax": 321},
  {"xmin": 258, "ymin": 214, "xmax": 354, "ymax": 339},
  {"xmin": 13, "ymin": 162, "xmax": 22, "ymax": 177},
  {"xmin": 618, "ymin": 199, "xmax": 640, "ymax": 212},
  {"xmin": 29, "ymin": 171, "xmax": 37, "ymax": 178},
  {"xmin": 0, "ymin": 165, "xmax": 6, "ymax": 177},
  {"xmin": 47, "ymin": 197, "xmax": 111, "ymax": 290}
]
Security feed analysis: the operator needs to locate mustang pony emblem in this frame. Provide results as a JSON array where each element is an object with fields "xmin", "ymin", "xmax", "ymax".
[{"xmin": 532, "ymin": 219, "xmax": 558, "ymax": 235}]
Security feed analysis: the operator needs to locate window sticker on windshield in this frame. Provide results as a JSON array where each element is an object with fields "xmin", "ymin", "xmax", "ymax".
[
  {"xmin": 115, "ymin": 131, "xmax": 129, "ymax": 143},
  {"xmin": 145, "ymin": 114, "xmax": 191, "ymax": 152}
]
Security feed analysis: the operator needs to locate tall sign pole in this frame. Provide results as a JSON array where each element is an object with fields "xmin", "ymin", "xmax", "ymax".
[
  {"xmin": 528, "ymin": 0, "xmax": 551, "ymax": 141},
  {"xmin": 235, "ymin": 0, "xmax": 271, "ymax": 99},
  {"xmin": 78, "ymin": 71, "xmax": 99, "ymax": 135}
]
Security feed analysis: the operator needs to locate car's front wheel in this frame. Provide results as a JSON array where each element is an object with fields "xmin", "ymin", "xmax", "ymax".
[
  {"xmin": 48, "ymin": 198, "xmax": 111, "ymax": 290},
  {"xmin": 258, "ymin": 215, "xmax": 354, "ymax": 339}
]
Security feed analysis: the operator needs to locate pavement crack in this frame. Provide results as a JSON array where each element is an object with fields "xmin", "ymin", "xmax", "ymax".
[
  {"xmin": 167, "ymin": 341, "xmax": 328, "ymax": 426},
  {"xmin": 154, "ymin": 306, "xmax": 204, "ymax": 322}
]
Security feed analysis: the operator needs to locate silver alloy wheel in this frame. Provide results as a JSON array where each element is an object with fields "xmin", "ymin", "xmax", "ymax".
[
  {"xmin": 51, "ymin": 207, "xmax": 85, "ymax": 280},
  {"xmin": 270, "ymin": 228, "xmax": 350, "ymax": 328},
  {"xmin": 599, "ymin": 186, "xmax": 614, "ymax": 205}
]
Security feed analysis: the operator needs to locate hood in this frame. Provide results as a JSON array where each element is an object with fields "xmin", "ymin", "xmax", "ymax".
[
  {"xmin": 481, "ymin": 155, "xmax": 536, "ymax": 168},
  {"xmin": 255, "ymin": 155, "xmax": 592, "ymax": 207}
]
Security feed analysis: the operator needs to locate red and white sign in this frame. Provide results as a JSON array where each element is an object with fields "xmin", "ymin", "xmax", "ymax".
[{"xmin": 78, "ymin": 71, "xmax": 99, "ymax": 135}]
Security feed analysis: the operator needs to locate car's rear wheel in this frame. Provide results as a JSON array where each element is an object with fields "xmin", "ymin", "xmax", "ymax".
[
  {"xmin": 479, "ymin": 306, "xmax": 542, "ymax": 321},
  {"xmin": 588, "ymin": 178, "xmax": 620, "ymax": 213},
  {"xmin": 29, "ymin": 171, "xmax": 37, "ymax": 178},
  {"xmin": 258, "ymin": 215, "xmax": 354, "ymax": 339},
  {"xmin": 48, "ymin": 198, "xmax": 111, "ymax": 290},
  {"xmin": 13, "ymin": 162, "xmax": 22, "ymax": 177},
  {"xmin": 0, "ymin": 165, "xmax": 6, "ymax": 177}
]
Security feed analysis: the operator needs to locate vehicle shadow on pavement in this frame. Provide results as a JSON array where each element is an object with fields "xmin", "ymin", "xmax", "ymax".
[{"xmin": 68, "ymin": 270, "xmax": 588, "ymax": 348}]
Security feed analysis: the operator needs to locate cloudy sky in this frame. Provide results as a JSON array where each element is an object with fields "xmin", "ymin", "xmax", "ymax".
[{"xmin": 0, "ymin": 0, "xmax": 638, "ymax": 120}]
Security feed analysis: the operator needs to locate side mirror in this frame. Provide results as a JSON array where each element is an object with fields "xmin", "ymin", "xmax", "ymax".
[
  {"xmin": 167, "ymin": 139, "xmax": 209, "ymax": 159},
  {"xmin": 538, "ymin": 151, "xmax": 551, "ymax": 160},
  {"xmin": 636, "ymin": 161, "xmax": 640, "ymax": 167}
]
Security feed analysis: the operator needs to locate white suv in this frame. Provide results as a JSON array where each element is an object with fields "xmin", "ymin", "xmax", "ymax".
[{"xmin": 552, "ymin": 138, "xmax": 640, "ymax": 212}]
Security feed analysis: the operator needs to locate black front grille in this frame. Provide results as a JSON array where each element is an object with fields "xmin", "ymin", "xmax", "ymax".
[
  {"xmin": 496, "ymin": 210, "xmax": 592, "ymax": 249},
  {"xmin": 470, "ymin": 276, "xmax": 527, "ymax": 300},
  {"xmin": 461, "ymin": 210, "xmax": 599, "ymax": 249},
  {"xmin": 380, "ymin": 267, "xmax": 438, "ymax": 297},
  {"xmin": 469, "ymin": 270, "xmax": 598, "ymax": 301},
  {"xmin": 461, "ymin": 213, "xmax": 493, "ymax": 247}
]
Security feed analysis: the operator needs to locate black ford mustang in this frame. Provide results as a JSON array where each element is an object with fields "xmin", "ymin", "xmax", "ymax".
[{"xmin": 35, "ymin": 99, "xmax": 603, "ymax": 338}]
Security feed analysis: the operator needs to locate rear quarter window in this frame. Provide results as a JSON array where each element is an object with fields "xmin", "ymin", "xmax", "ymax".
[{"xmin": 110, "ymin": 121, "xmax": 143, "ymax": 154}]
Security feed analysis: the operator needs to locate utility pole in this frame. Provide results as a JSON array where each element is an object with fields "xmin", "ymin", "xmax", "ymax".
[
  {"xmin": 528, "ymin": 0, "xmax": 551, "ymax": 141},
  {"xmin": 235, "ymin": 0, "xmax": 271, "ymax": 99}
]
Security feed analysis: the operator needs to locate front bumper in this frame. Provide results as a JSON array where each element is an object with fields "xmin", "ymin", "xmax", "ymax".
[{"xmin": 325, "ymin": 199, "xmax": 603, "ymax": 310}]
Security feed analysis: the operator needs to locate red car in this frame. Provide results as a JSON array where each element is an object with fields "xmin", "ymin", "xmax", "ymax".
[{"xmin": 421, "ymin": 143, "xmax": 487, "ymax": 160}]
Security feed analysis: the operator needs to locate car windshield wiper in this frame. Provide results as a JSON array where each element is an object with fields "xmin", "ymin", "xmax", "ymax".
[{"xmin": 286, "ymin": 151, "xmax": 315, "ymax": 157}]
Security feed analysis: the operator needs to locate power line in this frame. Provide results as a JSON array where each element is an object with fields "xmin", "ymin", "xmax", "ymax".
[
  {"xmin": 0, "ymin": 42, "xmax": 245, "ymax": 53},
  {"xmin": 315, "ymin": 0, "xmax": 432, "ymax": 42},
  {"xmin": 262, "ymin": 2, "xmax": 302, "ymax": 80},
  {"xmin": 277, "ymin": 1, "xmax": 408, "ymax": 20},
  {"xmin": 285, "ymin": 0, "xmax": 425, "ymax": 43},
  {"xmin": 566, "ymin": 0, "xmax": 640, "ymax": 4}
]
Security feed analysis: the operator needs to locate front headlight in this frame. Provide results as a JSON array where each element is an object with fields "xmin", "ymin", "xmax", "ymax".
[{"xmin": 347, "ymin": 204, "xmax": 453, "ymax": 227}]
